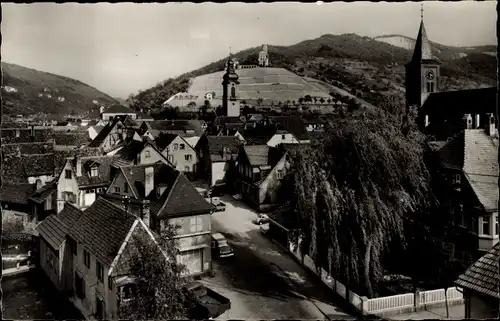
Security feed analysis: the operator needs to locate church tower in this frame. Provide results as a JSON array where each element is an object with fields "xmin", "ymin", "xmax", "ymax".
[
  {"xmin": 405, "ymin": 5, "xmax": 440, "ymax": 109},
  {"xmin": 258, "ymin": 44, "xmax": 269, "ymax": 67},
  {"xmin": 222, "ymin": 55, "xmax": 241, "ymax": 117}
]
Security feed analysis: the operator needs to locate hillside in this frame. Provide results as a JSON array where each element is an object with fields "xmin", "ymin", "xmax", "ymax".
[
  {"xmin": 127, "ymin": 33, "xmax": 496, "ymax": 111},
  {"xmin": 1, "ymin": 62, "xmax": 117, "ymax": 116}
]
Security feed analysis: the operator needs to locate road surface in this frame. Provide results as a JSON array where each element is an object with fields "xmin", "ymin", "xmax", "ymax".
[{"xmin": 202, "ymin": 194, "xmax": 356, "ymax": 320}]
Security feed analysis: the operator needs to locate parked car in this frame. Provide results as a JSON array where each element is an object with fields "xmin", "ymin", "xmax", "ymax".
[
  {"xmin": 183, "ymin": 281, "xmax": 231, "ymax": 319},
  {"xmin": 211, "ymin": 197, "xmax": 226, "ymax": 212},
  {"xmin": 211, "ymin": 233, "xmax": 234, "ymax": 258},
  {"xmin": 252, "ymin": 214, "xmax": 270, "ymax": 225}
]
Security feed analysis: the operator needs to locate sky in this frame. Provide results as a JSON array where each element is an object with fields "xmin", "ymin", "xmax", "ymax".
[{"xmin": 2, "ymin": 2, "xmax": 497, "ymax": 99}]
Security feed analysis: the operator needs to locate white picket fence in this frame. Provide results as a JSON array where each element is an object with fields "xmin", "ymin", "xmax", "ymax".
[{"xmin": 285, "ymin": 237, "xmax": 464, "ymax": 317}]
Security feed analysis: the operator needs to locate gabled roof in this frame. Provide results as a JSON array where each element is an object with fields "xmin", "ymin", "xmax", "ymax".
[
  {"xmin": 88, "ymin": 118, "xmax": 119, "ymax": 148},
  {"xmin": 206, "ymin": 135, "xmax": 243, "ymax": 156},
  {"xmin": 152, "ymin": 170, "xmax": 215, "ymax": 219},
  {"xmin": 103, "ymin": 104, "xmax": 136, "ymax": 114},
  {"xmin": 36, "ymin": 215, "xmax": 70, "ymax": 251},
  {"xmin": 269, "ymin": 116, "xmax": 310, "ymax": 141},
  {"xmin": 154, "ymin": 133, "xmax": 179, "ymax": 151},
  {"xmin": 113, "ymin": 140, "xmax": 146, "ymax": 163},
  {"xmin": 29, "ymin": 182, "xmax": 57, "ymax": 204},
  {"xmin": 243, "ymin": 145, "xmax": 270, "ymax": 166},
  {"xmin": 0, "ymin": 183, "xmax": 36, "ymax": 204},
  {"xmin": 75, "ymin": 156, "xmax": 117, "ymax": 188},
  {"xmin": 68, "ymin": 197, "xmax": 138, "ymax": 265},
  {"xmin": 120, "ymin": 161, "xmax": 167, "ymax": 199},
  {"xmin": 455, "ymin": 242, "xmax": 499, "ymax": 299},
  {"xmin": 463, "ymin": 129, "xmax": 498, "ymax": 177},
  {"xmin": 421, "ymin": 88, "xmax": 496, "ymax": 121}
]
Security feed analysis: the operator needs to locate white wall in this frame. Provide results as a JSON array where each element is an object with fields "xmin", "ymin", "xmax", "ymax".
[
  {"xmin": 28, "ymin": 174, "xmax": 54, "ymax": 186},
  {"xmin": 211, "ymin": 162, "xmax": 227, "ymax": 186},
  {"xmin": 57, "ymin": 162, "xmax": 80, "ymax": 213},
  {"xmin": 267, "ymin": 133, "xmax": 299, "ymax": 147}
]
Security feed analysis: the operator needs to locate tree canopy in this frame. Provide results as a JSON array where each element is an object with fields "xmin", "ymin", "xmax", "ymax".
[
  {"xmin": 118, "ymin": 223, "xmax": 194, "ymax": 319},
  {"xmin": 289, "ymin": 106, "xmax": 435, "ymax": 298}
]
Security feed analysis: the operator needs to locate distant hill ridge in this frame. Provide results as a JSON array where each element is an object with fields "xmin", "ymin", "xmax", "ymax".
[
  {"xmin": 127, "ymin": 32, "xmax": 496, "ymax": 111},
  {"xmin": 1, "ymin": 62, "xmax": 118, "ymax": 116}
]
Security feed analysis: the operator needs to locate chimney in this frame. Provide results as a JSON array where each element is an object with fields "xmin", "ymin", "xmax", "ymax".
[
  {"xmin": 145, "ymin": 166, "xmax": 155, "ymax": 197},
  {"xmin": 464, "ymin": 114, "xmax": 473, "ymax": 129},
  {"xmin": 75, "ymin": 157, "xmax": 82, "ymax": 176},
  {"xmin": 141, "ymin": 200, "xmax": 151, "ymax": 228},
  {"xmin": 475, "ymin": 114, "xmax": 480, "ymax": 129},
  {"xmin": 487, "ymin": 113, "xmax": 496, "ymax": 137},
  {"xmin": 423, "ymin": 115, "xmax": 429, "ymax": 128}
]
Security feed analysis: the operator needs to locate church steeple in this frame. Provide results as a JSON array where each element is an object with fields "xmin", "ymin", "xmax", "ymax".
[
  {"xmin": 405, "ymin": 4, "xmax": 441, "ymax": 113},
  {"xmin": 222, "ymin": 53, "xmax": 240, "ymax": 117}
]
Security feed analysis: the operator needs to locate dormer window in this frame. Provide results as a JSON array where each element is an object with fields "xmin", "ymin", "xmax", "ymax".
[
  {"xmin": 180, "ymin": 144, "xmax": 185, "ymax": 150},
  {"xmin": 90, "ymin": 167, "xmax": 98, "ymax": 177},
  {"xmin": 277, "ymin": 170, "xmax": 284, "ymax": 180}
]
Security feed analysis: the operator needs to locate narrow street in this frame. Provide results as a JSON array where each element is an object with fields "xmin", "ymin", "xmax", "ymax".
[{"xmin": 201, "ymin": 194, "xmax": 356, "ymax": 320}]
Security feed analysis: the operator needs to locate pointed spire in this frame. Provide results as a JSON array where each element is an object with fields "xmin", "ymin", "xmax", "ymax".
[{"xmin": 411, "ymin": 5, "xmax": 435, "ymax": 62}]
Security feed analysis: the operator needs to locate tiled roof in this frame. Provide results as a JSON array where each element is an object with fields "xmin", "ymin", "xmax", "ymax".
[
  {"xmin": 154, "ymin": 171, "xmax": 215, "ymax": 219},
  {"xmin": 75, "ymin": 156, "xmax": 117, "ymax": 188},
  {"xmin": 213, "ymin": 116, "xmax": 245, "ymax": 127},
  {"xmin": 68, "ymin": 197, "xmax": 137, "ymax": 265},
  {"xmin": 36, "ymin": 215, "xmax": 70, "ymax": 250},
  {"xmin": 455, "ymin": 242, "xmax": 499, "ymax": 299},
  {"xmin": 154, "ymin": 133, "xmax": 178, "ymax": 151},
  {"xmin": 464, "ymin": 129, "xmax": 499, "ymax": 176},
  {"xmin": 23, "ymin": 154, "xmax": 56, "ymax": 177},
  {"xmin": 58, "ymin": 203, "xmax": 83, "ymax": 226},
  {"xmin": 421, "ymin": 88, "xmax": 496, "ymax": 121},
  {"xmin": 465, "ymin": 174, "xmax": 498, "ymax": 212},
  {"xmin": 434, "ymin": 133, "xmax": 465, "ymax": 170},
  {"xmin": 207, "ymin": 135, "xmax": 242, "ymax": 156},
  {"xmin": 114, "ymin": 140, "xmax": 146, "ymax": 163},
  {"xmin": 29, "ymin": 182, "xmax": 57, "ymax": 203},
  {"xmin": 243, "ymin": 145, "xmax": 270, "ymax": 166},
  {"xmin": 121, "ymin": 161, "xmax": 170, "ymax": 199},
  {"xmin": 52, "ymin": 131, "xmax": 89, "ymax": 146},
  {"xmin": 269, "ymin": 116, "xmax": 310, "ymax": 141},
  {"xmin": 0, "ymin": 183, "xmax": 36, "ymax": 204},
  {"xmin": 88, "ymin": 119, "xmax": 118, "ymax": 148},
  {"xmin": 2, "ymin": 142, "xmax": 54, "ymax": 156},
  {"xmin": 104, "ymin": 104, "xmax": 136, "ymax": 114}
]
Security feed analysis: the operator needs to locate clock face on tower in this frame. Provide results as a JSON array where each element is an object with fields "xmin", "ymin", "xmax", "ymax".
[{"xmin": 426, "ymin": 70, "xmax": 435, "ymax": 80}]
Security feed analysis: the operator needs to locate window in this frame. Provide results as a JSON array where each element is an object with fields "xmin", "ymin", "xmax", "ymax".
[
  {"xmin": 453, "ymin": 174, "xmax": 461, "ymax": 185},
  {"xmin": 114, "ymin": 186, "xmax": 121, "ymax": 193},
  {"xmin": 124, "ymin": 183, "xmax": 128, "ymax": 193},
  {"xmin": 145, "ymin": 150, "xmax": 150, "ymax": 158},
  {"xmin": 180, "ymin": 144, "xmax": 185, "ymax": 150},
  {"xmin": 64, "ymin": 192, "xmax": 76, "ymax": 204},
  {"xmin": 282, "ymin": 134, "xmax": 286, "ymax": 140},
  {"xmin": 277, "ymin": 170, "xmax": 284, "ymax": 180},
  {"xmin": 481, "ymin": 216, "xmax": 490, "ymax": 235},
  {"xmin": 65, "ymin": 170, "xmax": 72, "ymax": 179},
  {"xmin": 184, "ymin": 166, "xmax": 190, "ymax": 172},
  {"xmin": 69, "ymin": 238, "xmax": 77, "ymax": 256},
  {"xmin": 190, "ymin": 216, "xmax": 204, "ymax": 233},
  {"xmin": 120, "ymin": 284, "xmax": 135, "ymax": 301},
  {"xmin": 185, "ymin": 154, "xmax": 192, "ymax": 161},
  {"xmin": 75, "ymin": 273, "xmax": 85, "ymax": 299},
  {"xmin": 426, "ymin": 82, "xmax": 435, "ymax": 93},
  {"xmin": 83, "ymin": 249, "xmax": 90, "ymax": 268},
  {"xmin": 96, "ymin": 296, "xmax": 104, "ymax": 319},
  {"xmin": 168, "ymin": 155, "xmax": 173, "ymax": 163},
  {"xmin": 173, "ymin": 144, "xmax": 179, "ymax": 150},
  {"xmin": 96, "ymin": 261, "xmax": 104, "ymax": 282},
  {"xmin": 90, "ymin": 167, "xmax": 98, "ymax": 177},
  {"xmin": 108, "ymin": 276, "xmax": 113, "ymax": 290}
]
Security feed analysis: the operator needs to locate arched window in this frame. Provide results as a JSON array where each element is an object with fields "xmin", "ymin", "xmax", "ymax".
[{"xmin": 231, "ymin": 85, "xmax": 236, "ymax": 98}]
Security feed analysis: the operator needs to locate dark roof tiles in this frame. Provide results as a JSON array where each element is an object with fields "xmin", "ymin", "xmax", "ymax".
[{"xmin": 0, "ymin": 183, "xmax": 36, "ymax": 204}]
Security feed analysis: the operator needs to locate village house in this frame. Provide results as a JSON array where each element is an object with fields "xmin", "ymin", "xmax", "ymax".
[
  {"xmin": 195, "ymin": 135, "xmax": 243, "ymax": 188},
  {"xmin": 56, "ymin": 155, "xmax": 118, "ymax": 213},
  {"xmin": 154, "ymin": 133, "xmax": 199, "ymax": 180},
  {"xmin": 105, "ymin": 138, "xmax": 174, "ymax": 169},
  {"xmin": 103, "ymin": 162, "xmax": 215, "ymax": 276},
  {"xmin": 101, "ymin": 104, "xmax": 137, "ymax": 121},
  {"xmin": 426, "ymin": 113, "xmax": 499, "ymax": 256},
  {"xmin": 28, "ymin": 182, "xmax": 58, "ymax": 229},
  {"xmin": 2, "ymin": 152, "xmax": 58, "ymax": 186},
  {"xmin": 235, "ymin": 144, "xmax": 300, "ymax": 212},
  {"xmin": 88, "ymin": 117, "xmax": 142, "ymax": 153},
  {"xmin": 36, "ymin": 197, "xmax": 162, "ymax": 319},
  {"xmin": 455, "ymin": 242, "xmax": 499, "ymax": 319}
]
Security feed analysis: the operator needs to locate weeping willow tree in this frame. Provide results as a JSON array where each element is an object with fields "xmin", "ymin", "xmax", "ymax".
[{"xmin": 290, "ymin": 106, "xmax": 435, "ymax": 298}]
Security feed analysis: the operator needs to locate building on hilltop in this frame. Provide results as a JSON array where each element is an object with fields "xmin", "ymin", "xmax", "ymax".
[
  {"xmin": 405, "ymin": 8, "xmax": 496, "ymax": 137},
  {"xmin": 258, "ymin": 44, "xmax": 270, "ymax": 67}
]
